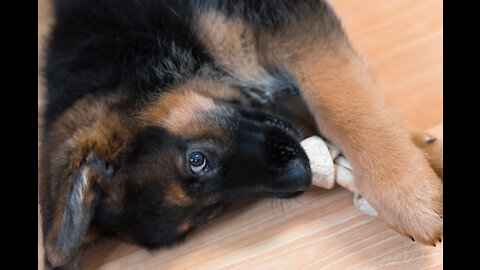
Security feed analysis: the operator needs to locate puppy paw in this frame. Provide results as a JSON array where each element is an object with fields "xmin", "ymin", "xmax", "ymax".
[{"xmin": 361, "ymin": 154, "xmax": 443, "ymax": 246}]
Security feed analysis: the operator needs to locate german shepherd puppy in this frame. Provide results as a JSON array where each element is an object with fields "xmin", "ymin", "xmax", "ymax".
[{"xmin": 39, "ymin": 0, "xmax": 443, "ymax": 268}]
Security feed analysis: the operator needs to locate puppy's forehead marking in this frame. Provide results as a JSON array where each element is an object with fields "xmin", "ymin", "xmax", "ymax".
[
  {"xmin": 140, "ymin": 90, "xmax": 213, "ymax": 133},
  {"xmin": 138, "ymin": 79, "xmax": 234, "ymax": 141}
]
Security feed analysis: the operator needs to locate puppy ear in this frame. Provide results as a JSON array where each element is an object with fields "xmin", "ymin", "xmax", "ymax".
[
  {"xmin": 43, "ymin": 152, "xmax": 113, "ymax": 267},
  {"xmin": 40, "ymin": 97, "xmax": 134, "ymax": 267}
]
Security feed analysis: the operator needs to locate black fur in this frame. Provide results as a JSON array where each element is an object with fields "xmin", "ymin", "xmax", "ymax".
[
  {"xmin": 44, "ymin": 0, "xmax": 212, "ymax": 132},
  {"xmin": 39, "ymin": 0, "xmax": 341, "ymax": 268},
  {"xmin": 43, "ymin": 0, "xmax": 337, "ymax": 132}
]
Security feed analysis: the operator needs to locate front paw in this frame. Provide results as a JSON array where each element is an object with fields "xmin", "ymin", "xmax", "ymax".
[{"xmin": 362, "ymin": 158, "xmax": 443, "ymax": 246}]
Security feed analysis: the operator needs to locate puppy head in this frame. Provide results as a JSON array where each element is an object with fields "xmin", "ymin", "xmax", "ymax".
[
  {"xmin": 40, "ymin": 80, "xmax": 312, "ymax": 267},
  {"xmin": 136, "ymin": 79, "xmax": 312, "ymax": 198},
  {"xmin": 120, "ymin": 79, "xmax": 312, "ymax": 246}
]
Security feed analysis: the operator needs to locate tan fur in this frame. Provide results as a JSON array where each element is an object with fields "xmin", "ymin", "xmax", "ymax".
[
  {"xmin": 177, "ymin": 220, "xmax": 192, "ymax": 233},
  {"xmin": 275, "ymin": 35, "xmax": 441, "ymax": 245},
  {"xmin": 197, "ymin": 13, "xmax": 269, "ymax": 84},
  {"xmin": 45, "ymin": 95, "xmax": 134, "ymax": 166},
  {"xmin": 197, "ymin": 9, "xmax": 442, "ymax": 245},
  {"xmin": 41, "ymin": 95, "xmax": 134, "ymax": 266},
  {"xmin": 285, "ymin": 32, "xmax": 442, "ymax": 246},
  {"xmin": 191, "ymin": 79, "xmax": 251, "ymax": 106},
  {"xmin": 45, "ymin": 219, "xmax": 66, "ymax": 266},
  {"xmin": 165, "ymin": 183, "xmax": 195, "ymax": 206},
  {"xmin": 410, "ymin": 129, "xmax": 443, "ymax": 179},
  {"xmin": 44, "ymin": 166, "xmax": 99, "ymax": 266},
  {"xmin": 137, "ymin": 79, "xmax": 232, "ymax": 141},
  {"xmin": 139, "ymin": 90, "xmax": 214, "ymax": 133}
]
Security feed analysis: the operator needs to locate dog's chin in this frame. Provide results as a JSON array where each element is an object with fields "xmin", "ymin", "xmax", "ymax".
[{"xmin": 272, "ymin": 190, "xmax": 306, "ymax": 199}]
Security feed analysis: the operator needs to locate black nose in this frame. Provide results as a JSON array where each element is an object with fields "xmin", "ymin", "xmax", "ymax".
[{"xmin": 273, "ymin": 158, "xmax": 312, "ymax": 197}]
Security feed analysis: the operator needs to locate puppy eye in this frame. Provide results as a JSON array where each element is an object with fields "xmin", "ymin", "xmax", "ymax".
[{"xmin": 189, "ymin": 152, "xmax": 207, "ymax": 173}]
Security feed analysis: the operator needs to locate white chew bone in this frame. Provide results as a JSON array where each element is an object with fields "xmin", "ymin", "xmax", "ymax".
[
  {"xmin": 335, "ymin": 156, "xmax": 352, "ymax": 170},
  {"xmin": 300, "ymin": 135, "xmax": 378, "ymax": 217},
  {"xmin": 334, "ymin": 163, "xmax": 357, "ymax": 193},
  {"xmin": 300, "ymin": 136, "xmax": 335, "ymax": 189},
  {"xmin": 325, "ymin": 141, "xmax": 341, "ymax": 160}
]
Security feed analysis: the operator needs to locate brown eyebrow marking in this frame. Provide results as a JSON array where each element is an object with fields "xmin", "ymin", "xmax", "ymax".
[
  {"xmin": 139, "ymin": 91, "xmax": 214, "ymax": 132},
  {"xmin": 137, "ymin": 79, "xmax": 233, "ymax": 141}
]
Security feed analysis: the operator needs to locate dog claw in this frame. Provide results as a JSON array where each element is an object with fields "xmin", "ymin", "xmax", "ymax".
[
  {"xmin": 409, "ymin": 236, "xmax": 415, "ymax": 242},
  {"xmin": 438, "ymin": 238, "xmax": 442, "ymax": 243},
  {"xmin": 426, "ymin": 138, "xmax": 437, "ymax": 144}
]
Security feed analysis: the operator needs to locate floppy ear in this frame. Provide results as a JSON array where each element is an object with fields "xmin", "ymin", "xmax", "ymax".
[
  {"xmin": 40, "ymin": 96, "xmax": 134, "ymax": 267},
  {"xmin": 43, "ymin": 151, "xmax": 113, "ymax": 267}
]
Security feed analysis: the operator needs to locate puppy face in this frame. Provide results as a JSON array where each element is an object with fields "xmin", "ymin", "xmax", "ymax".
[
  {"xmin": 40, "ymin": 79, "xmax": 312, "ymax": 267},
  {"xmin": 108, "ymin": 83, "xmax": 312, "ymax": 248}
]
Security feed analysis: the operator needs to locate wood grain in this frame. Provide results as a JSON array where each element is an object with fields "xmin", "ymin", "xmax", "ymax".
[{"xmin": 38, "ymin": 0, "xmax": 443, "ymax": 269}]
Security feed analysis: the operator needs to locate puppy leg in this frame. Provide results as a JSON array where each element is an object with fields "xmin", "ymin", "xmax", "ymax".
[
  {"xmin": 258, "ymin": 3, "xmax": 443, "ymax": 245},
  {"xmin": 196, "ymin": 1, "xmax": 442, "ymax": 245},
  {"xmin": 286, "ymin": 40, "xmax": 442, "ymax": 244}
]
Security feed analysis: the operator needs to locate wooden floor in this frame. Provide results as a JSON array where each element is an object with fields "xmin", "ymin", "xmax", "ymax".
[{"xmin": 38, "ymin": 0, "xmax": 443, "ymax": 269}]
